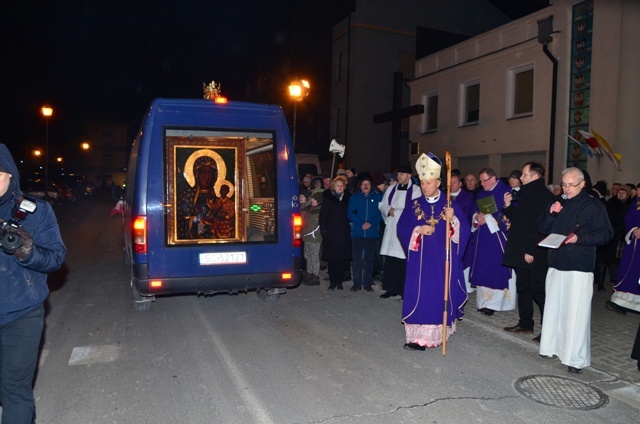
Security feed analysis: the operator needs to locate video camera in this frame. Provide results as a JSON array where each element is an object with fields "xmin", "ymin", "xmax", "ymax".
[
  {"xmin": 0, "ymin": 197, "xmax": 36, "ymax": 255},
  {"xmin": 510, "ymin": 188, "xmax": 520, "ymax": 202}
]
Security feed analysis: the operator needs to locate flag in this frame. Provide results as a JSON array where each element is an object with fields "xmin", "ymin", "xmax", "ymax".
[
  {"xmin": 565, "ymin": 133, "xmax": 593, "ymax": 157},
  {"xmin": 592, "ymin": 130, "xmax": 622, "ymax": 171},
  {"xmin": 577, "ymin": 130, "xmax": 602, "ymax": 157},
  {"xmin": 111, "ymin": 199, "xmax": 124, "ymax": 216}
]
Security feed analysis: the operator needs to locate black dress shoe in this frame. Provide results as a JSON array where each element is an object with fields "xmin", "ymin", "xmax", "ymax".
[
  {"xmin": 364, "ymin": 286, "xmax": 373, "ymax": 292},
  {"xmin": 503, "ymin": 325, "xmax": 534, "ymax": 334},
  {"xmin": 328, "ymin": 284, "xmax": 336, "ymax": 290},
  {"xmin": 350, "ymin": 286, "xmax": 361, "ymax": 292},
  {"xmin": 568, "ymin": 366, "xmax": 583, "ymax": 374},
  {"xmin": 479, "ymin": 308, "xmax": 494, "ymax": 316},
  {"xmin": 605, "ymin": 300, "xmax": 626, "ymax": 315},
  {"xmin": 336, "ymin": 284, "xmax": 343, "ymax": 290},
  {"xmin": 380, "ymin": 292, "xmax": 394, "ymax": 298},
  {"xmin": 532, "ymin": 334, "xmax": 541, "ymax": 343},
  {"xmin": 403, "ymin": 343, "xmax": 426, "ymax": 351}
]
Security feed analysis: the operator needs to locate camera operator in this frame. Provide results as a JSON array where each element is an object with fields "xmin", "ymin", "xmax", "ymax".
[{"xmin": 0, "ymin": 144, "xmax": 66, "ymax": 423}]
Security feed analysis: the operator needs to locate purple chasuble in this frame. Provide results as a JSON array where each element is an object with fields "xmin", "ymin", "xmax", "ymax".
[
  {"xmin": 613, "ymin": 197, "xmax": 640, "ymax": 299},
  {"xmin": 466, "ymin": 180, "xmax": 512, "ymax": 289},
  {"xmin": 397, "ymin": 191, "xmax": 470, "ymax": 346}
]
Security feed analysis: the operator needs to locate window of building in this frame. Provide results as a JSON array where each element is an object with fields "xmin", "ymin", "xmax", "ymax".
[
  {"xmin": 460, "ymin": 80, "xmax": 480, "ymax": 125},
  {"xmin": 508, "ymin": 65, "xmax": 534, "ymax": 118},
  {"xmin": 421, "ymin": 92, "xmax": 438, "ymax": 133}
]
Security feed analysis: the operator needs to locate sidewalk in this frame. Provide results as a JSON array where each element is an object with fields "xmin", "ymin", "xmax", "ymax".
[{"xmin": 463, "ymin": 281, "xmax": 640, "ymax": 385}]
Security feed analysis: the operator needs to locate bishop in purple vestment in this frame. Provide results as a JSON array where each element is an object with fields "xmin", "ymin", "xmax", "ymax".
[{"xmin": 398, "ymin": 153, "xmax": 470, "ymax": 349}]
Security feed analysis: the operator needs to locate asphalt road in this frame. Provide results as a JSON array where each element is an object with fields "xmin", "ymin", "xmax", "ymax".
[{"xmin": 29, "ymin": 193, "xmax": 640, "ymax": 423}]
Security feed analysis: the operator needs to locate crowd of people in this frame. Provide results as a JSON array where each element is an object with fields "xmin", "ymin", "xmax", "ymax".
[{"xmin": 297, "ymin": 155, "xmax": 640, "ymax": 373}]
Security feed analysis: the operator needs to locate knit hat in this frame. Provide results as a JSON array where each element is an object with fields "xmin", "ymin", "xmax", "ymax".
[
  {"xmin": 311, "ymin": 191, "xmax": 323, "ymax": 205},
  {"xmin": 372, "ymin": 170, "xmax": 387, "ymax": 187},
  {"xmin": 357, "ymin": 172, "xmax": 374, "ymax": 190},
  {"xmin": 509, "ymin": 170, "xmax": 523, "ymax": 180}
]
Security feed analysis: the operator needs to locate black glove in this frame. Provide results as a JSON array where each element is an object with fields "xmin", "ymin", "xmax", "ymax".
[{"xmin": 1, "ymin": 226, "xmax": 34, "ymax": 261}]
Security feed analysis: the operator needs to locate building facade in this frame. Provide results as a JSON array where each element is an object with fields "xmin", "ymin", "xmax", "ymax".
[
  {"xmin": 409, "ymin": 0, "xmax": 640, "ymax": 185},
  {"xmin": 330, "ymin": 0, "xmax": 509, "ymax": 174}
]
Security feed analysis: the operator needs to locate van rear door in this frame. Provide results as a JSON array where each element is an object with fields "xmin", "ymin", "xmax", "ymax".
[{"xmin": 127, "ymin": 100, "xmax": 302, "ymax": 308}]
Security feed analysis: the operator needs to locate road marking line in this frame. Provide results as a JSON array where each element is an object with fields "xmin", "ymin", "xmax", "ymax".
[
  {"xmin": 196, "ymin": 307, "xmax": 275, "ymax": 424},
  {"xmin": 68, "ymin": 345, "xmax": 121, "ymax": 366}
]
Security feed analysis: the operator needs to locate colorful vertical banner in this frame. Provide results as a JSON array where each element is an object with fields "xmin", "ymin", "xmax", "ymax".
[{"xmin": 567, "ymin": 0, "xmax": 593, "ymax": 169}]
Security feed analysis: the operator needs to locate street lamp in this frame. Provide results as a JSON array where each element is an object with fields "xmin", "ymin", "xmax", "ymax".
[
  {"xmin": 41, "ymin": 106, "xmax": 53, "ymax": 200},
  {"xmin": 288, "ymin": 79, "xmax": 310, "ymax": 150}
]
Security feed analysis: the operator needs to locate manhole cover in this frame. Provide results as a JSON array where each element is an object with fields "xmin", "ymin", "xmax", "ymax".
[{"xmin": 514, "ymin": 375, "xmax": 608, "ymax": 410}]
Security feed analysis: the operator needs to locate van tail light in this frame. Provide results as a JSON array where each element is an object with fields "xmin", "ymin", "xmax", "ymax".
[
  {"xmin": 281, "ymin": 272, "xmax": 292, "ymax": 280},
  {"xmin": 133, "ymin": 216, "xmax": 147, "ymax": 253},
  {"xmin": 293, "ymin": 213, "xmax": 302, "ymax": 248}
]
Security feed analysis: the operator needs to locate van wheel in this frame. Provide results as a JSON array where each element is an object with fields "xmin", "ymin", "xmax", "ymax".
[
  {"xmin": 132, "ymin": 286, "xmax": 152, "ymax": 311},
  {"xmin": 257, "ymin": 289, "xmax": 280, "ymax": 302}
]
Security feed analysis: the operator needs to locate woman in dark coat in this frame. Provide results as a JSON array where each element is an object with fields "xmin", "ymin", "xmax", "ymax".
[{"xmin": 320, "ymin": 177, "xmax": 352, "ymax": 289}]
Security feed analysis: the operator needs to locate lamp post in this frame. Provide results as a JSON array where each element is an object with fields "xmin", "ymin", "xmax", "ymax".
[
  {"xmin": 288, "ymin": 79, "xmax": 310, "ymax": 150},
  {"xmin": 41, "ymin": 106, "xmax": 53, "ymax": 200}
]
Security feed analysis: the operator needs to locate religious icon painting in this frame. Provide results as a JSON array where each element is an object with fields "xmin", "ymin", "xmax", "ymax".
[{"xmin": 165, "ymin": 130, "xmax": 245, "ymax": 245}]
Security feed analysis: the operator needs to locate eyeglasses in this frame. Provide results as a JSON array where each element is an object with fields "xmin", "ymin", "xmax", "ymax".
[
  {"xmin": 479, "ymin": 176, "xmax": 495, "ymax": 184},
  {"xmin": 560, "ymin": 180, "xmax": 583, "ymax": 188}
]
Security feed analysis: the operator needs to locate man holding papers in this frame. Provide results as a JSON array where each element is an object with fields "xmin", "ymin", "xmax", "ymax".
[
  {"xmin": 537, "ymin": 167, "xmax": 612, "ymax": 374},
  {"xmin": 465, "ymin": 167, "xmax": 514, "ymax": 315}
]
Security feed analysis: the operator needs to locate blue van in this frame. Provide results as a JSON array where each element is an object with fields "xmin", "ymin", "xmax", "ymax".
[{"xmin": 123, "ymin": 98, "xmax": 303, "ymax": 310}]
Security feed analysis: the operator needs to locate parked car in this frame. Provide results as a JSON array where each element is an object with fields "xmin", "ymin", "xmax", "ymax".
[
  {"xmin": 52, "ymin": 180, "xmax": 76, "ymax": 202},
  {"xmin": 21, "ymin": 180, "xmax": 62, "ymax": 205}
]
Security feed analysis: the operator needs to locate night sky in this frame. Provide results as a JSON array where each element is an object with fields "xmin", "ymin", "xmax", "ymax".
[
  {"xmin": 2, "ymin": 0, "xmax": 299, "ymax": 162},
  {"xmin": 1, "ymin": 0, "xmax": 547, "ymax": 167}
]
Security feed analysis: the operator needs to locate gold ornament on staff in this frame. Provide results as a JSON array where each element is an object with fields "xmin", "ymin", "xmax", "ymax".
[
  {"xmin": 203, "ymin": 81, "xmax": 222, "ymax": 99},
  {"xmin": 442, "ymin": 150, "xmax": 452, "ymax": 356}
]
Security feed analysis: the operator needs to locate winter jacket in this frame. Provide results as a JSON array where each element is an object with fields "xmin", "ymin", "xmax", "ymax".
[
  {"xmin": 502, "ymin": 178, "xmax": 554, "ymax": 269},
  {"xmin": 319, "ymin": 189, "xmax": 352, "ymax": 261},
  {"xmin": 0, "ymin": 144, "xmax": 66, "ymax": 324},
  {"xmin": 301, "ymin": 204, "xmax": 322, "ymax": 243},
  {"xmin": 537, "ymin": 190, "xmax": 612, "ymax": 272},
  {"xmin": 347, "ymin": 190, "xmax": 383, "ymax": 238}
]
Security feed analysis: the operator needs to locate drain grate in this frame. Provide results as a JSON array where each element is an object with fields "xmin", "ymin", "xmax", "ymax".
[{"xmin": 514, "ymin": 375, "xmax": 608, "ymax": 410}]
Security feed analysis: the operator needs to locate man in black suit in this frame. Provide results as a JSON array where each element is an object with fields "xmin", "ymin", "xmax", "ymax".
[{"xmin": 501, "ymin": 162, "xmax": 554, "ymax": 342}]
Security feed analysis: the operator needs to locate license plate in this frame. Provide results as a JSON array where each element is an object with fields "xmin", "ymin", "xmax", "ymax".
[{"xmin": 199, "ymin": 251, "xmax": 247, "ymax": 265}]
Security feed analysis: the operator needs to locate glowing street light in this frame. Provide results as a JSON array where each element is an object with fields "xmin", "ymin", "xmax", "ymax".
[
  {"xmin": 41, "ymin": 106, "xmax": 53, "ymax": 200},
  {"xmin": 288, "ymin": 79, "xmax": 310, "ymax": 150},
  {"xmin": 81, "ymin": 142, "xmax": 90, "ymax": 150}
]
